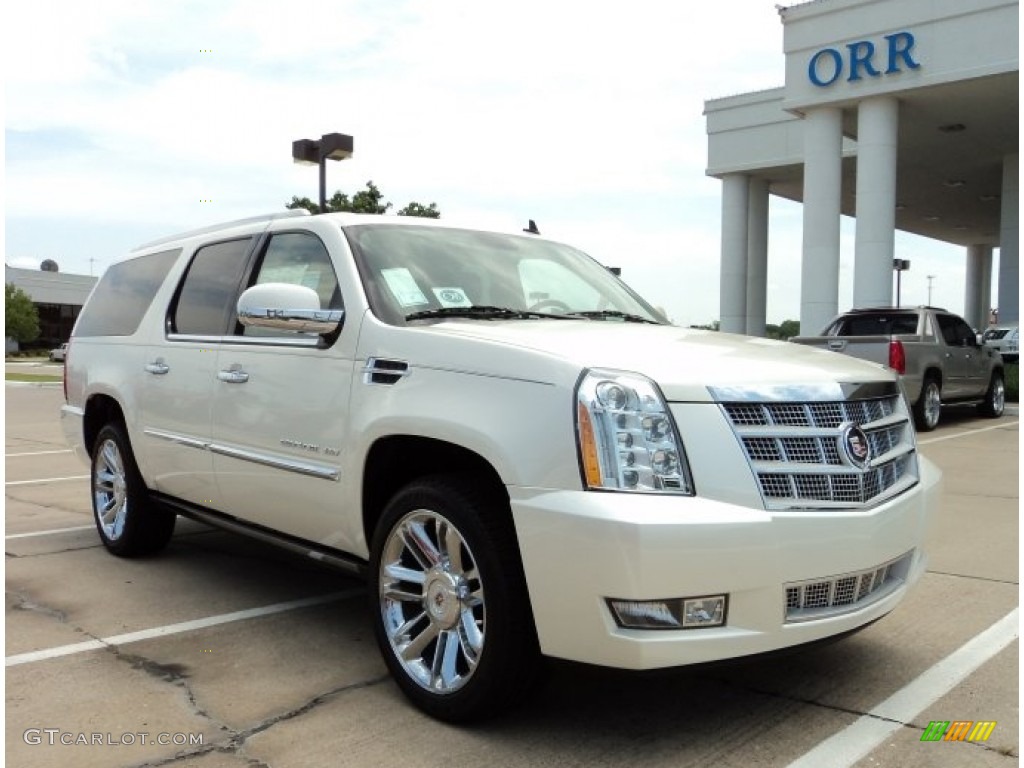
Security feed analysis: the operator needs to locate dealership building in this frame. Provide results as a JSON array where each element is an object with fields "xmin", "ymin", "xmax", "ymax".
[{"xmin": 705, "ymin": 0, "xmax": 1018, "ymax": 335}]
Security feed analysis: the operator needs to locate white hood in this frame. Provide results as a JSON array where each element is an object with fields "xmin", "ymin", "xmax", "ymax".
[{"xmin": 405, "ymin": 320, "xmax": 895, "ymax": 402}]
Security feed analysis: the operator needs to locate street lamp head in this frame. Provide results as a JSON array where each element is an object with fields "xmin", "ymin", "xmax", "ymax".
[
  {"xmin": 292, "ymin": 139, "xmax": 320, "ymax": 166},
  {"xmin": 320, "ymin": 132, "xmax": 354, "ymax": 161}
]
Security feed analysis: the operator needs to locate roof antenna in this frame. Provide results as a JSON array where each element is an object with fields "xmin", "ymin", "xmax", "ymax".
[{"xmin": 523, "ymin": 219, "xmax": 540, "ymax": 235}]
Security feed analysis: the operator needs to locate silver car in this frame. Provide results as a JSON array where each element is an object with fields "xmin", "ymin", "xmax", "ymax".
[{"xmin": 982, "ymin": 325, "xmax": 1019, "ymax": 363}]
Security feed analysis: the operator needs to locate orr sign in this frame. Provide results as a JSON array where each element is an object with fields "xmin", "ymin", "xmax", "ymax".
[{"xmin": 808, "ymin": 31, "xmax": 920, "ymax": 87}]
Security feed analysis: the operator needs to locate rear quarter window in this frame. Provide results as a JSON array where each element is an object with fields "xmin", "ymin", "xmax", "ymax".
[{"xmin": 74, "ymin": 248, "xmax": 181, "ymax": 337}]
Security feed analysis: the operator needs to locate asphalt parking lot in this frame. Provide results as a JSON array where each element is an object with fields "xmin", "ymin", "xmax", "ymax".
[{"xmin": 5, "ymin": 376, "xmax": 1019, "ymax": 768}]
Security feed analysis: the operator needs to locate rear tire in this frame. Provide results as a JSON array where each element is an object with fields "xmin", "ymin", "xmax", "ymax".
[
  {"xmin": 91, "ymin": 423, "xmax": 175, "ymax": 556},
  {"xmin": 977, "ymin": 371, "xmax": 1006, "ymax": 418},
  {"xmin": 368, "ymin": 476, "xmax": 541, "ymax": 722},
  {"xmin": 913, "ymin": 377, "xmax": 941, "ymax": 432}
]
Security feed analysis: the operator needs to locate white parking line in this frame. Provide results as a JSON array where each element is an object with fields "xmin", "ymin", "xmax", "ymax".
[
  {"xmin": 918, "ymin": 420, "xmax": 1018, "ymax": 445},
  {"xmin": 785, "ymin": 608, "xmax": 1019, "ymax": 768},
  {"xmin": 6, "ymin": 525, "xmax": 95, "ymax": 540},
  {"xmin": 6, "ymin": 449, "xmax": 73, "ymax": 457},
  {"xmin": 5, "ymin": 475, "xmax": 89, "ymax": 486},
  {"xmin": 6, "ymin": 589, "xmax": 362, "ymax": 667}
]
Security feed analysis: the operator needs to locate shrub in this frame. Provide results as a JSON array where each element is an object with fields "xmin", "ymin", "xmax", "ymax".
[{"xmin": 1004, "ymin": 363, "xmax": 1018, "ymax": 402}]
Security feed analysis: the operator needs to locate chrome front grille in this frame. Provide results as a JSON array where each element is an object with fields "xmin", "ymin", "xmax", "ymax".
[
  {"xmin": 722, "ymin": 397, "xmax": 896, "ymax": 429},
  {"xmin": 714, "ymin": 382, "xmax": 919, "ymax": 510},
  {"xmin": 784, "ymin": 551, "xmax": 913, "ymax": 621},
  {"xmin": 757, "ymin": 455, "xmax": 911, "ymax": 502}
]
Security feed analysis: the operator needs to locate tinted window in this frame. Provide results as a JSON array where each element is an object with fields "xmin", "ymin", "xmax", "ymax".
[
  {"xmin": 172, "ymin": 238, "xmax": 253, "ymax": 335},
  {"xmin": 833, "ymin": 313, "xmax": 919, "ymax": 336},
  {"xmin": 936, "ymin": 314, "xmax": 975, "ymax": 346},
  {"xmin": 75, "ymin": 249, "xmax": 180, "ymax": 337}
]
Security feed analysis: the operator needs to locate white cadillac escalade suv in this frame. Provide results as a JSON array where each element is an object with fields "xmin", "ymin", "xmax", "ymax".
[{"xmin": 61, "ymin": 210, "xmax": 941, "ymax": 721}]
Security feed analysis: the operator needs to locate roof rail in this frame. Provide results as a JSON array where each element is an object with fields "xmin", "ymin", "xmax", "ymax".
[{"xmin": 132, "ymin": 209, "xmax": 311, "ymax": 252}]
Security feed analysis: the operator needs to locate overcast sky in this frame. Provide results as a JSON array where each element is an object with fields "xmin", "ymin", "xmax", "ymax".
[{"xmin": 4, "ymin": 0, "xmax": 976, "ymax": 327}]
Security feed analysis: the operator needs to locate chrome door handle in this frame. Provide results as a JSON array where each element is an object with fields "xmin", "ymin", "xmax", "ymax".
[
  {"xmin": 145, "ymin": 360, "xmax": 169, "ymax": 375},
  {"xmin": 217, "ymin": 368, "xmax": 249, "ymax": 384}
]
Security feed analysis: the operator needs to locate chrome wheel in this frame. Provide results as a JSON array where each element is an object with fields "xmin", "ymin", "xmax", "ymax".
[
  {"xmin": 90, "ymin": 422, "xmax": 175, "ymax": 556},
  {"xmin": 915, "ymin": 379, "xmax": 942, "ymax": 431},
  {"xmin": 93, "ymin": 437, "xmax": 129, "ymax": 541},
  {"xmin": 923, "ymin": 383, "xmax": 941, "ymax": 428},
  {"xmin": 379, "ymin": 509, "xmax": 485, "ymax": 695},
  {"xmin": 991, "ymin": 376, "xmax": 1005, "ymax": 415},
  {"xmin": 980, "ymin": 373, "xmax": 1005, "ymax": 418}
]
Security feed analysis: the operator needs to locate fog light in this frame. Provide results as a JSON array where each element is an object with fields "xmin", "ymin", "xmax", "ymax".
[
  {"xmin": 682, "ymin": 596, "xmax": 726, "ymax": 628},
  {"xmin": 608, "ymin": 595, "xmax": 727, "ymax": 630}
]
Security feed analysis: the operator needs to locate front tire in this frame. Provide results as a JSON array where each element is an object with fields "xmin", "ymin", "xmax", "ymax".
[
  {"xmin": 368, "ymin": 476, "xmax": 541, "ymax": 722},
  {"xmin": 913, "ymin": 377, "xmax": 942, "ymax": 432},
  {"xmin": 91, "ymin": 423, "xmax": 175, "ymax": 557},
  {"xmin": 977, "ymin": 371, "xmax": 1006, "ymax": 418}
]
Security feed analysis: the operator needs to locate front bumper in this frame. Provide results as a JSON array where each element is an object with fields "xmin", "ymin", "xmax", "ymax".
[{"xmin": 509, "ymin": 456, "xmax": 940, "ymax": 669}]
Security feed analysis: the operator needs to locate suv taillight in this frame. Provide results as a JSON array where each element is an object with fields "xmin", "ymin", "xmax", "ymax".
[{"xmin": 888, "ymin": 339, "xmax": 906, "ymax": 374}]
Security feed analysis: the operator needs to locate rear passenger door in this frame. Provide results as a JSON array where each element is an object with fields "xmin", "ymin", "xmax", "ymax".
[
  {"xmin": 138, "ymin": 237, "xmax": 255, "ymax": 508},
  {"xmin": 208, "ymin": 230, "xmax": 357, "ymax": 547}
]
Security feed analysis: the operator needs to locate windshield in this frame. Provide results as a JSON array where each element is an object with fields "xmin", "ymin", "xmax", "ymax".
[{"xmin": 343, "ymin": 224, "xmax": 666, "ymax": 326}]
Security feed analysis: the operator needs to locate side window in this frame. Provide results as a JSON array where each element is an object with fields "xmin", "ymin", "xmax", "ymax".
[
  {"xmin": 172, "ymin": 238, "xmax": 253, "ymax": 336},
  {"xmin": 954, "ymin": 319, "xmax": 976, "ymax": 346},
  {"xmin": 240, "ymin": 232, "xmax": 341, "ymax": 338},
  {"xmin": 75, "ymin": 248, "xmax": 180, "ymax": 337},
  {"xmin": 936, "ymin": 315, "xmax": 959, "ymax": 346}
]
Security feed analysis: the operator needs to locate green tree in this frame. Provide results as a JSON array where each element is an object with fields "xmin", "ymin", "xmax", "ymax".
[
  {"xmin": 5, "ymin": 283, "xmax": 40, "ymax": 343},
  {"xmin": 689, "ymin": 320, "xmax": 720, "ymax": 331},
  {"xmin": 286, "ymin": 180, "xmax": 440, "ymax": 218},
  {"xmin": 779, "ymin": 319, "xmax": 800, "ymax": 339},
  {"xmin": 396, "ymin": 201, "xmax": 440, "ymax": 219}
]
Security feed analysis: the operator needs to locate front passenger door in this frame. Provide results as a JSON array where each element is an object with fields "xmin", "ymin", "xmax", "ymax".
[
  {"xmin": 208, "ymin": 231, "xmax": 356, "ymax": 548},
  {"xmin": 935, "ymin": 314, "xmax": 978, "ymax": 398}
]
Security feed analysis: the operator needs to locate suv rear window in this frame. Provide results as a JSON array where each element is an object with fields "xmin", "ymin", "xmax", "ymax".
[
  {"xmin": 827, "ymin": 313, "xmax": 919, "ymax": 336},
  {"xmin": 74, "ymin": 248, "xmax": 180, "ymax": 337}
]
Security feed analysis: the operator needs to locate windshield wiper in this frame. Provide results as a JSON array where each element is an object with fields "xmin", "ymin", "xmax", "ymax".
[
  {"xmin": 565, "ymin": 310, "xmax": 660, "ymax": 324},
  {"xmin": 405, "ymin": 305, "xmax": 574, "ymax": 321}
]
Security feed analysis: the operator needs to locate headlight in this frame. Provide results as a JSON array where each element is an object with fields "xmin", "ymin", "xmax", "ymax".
[{"xmin": 575, "ymin": 369, "xmax": 694, "ymax": 494}]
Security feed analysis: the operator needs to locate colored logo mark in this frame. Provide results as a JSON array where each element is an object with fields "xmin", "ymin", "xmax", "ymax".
[{"xmin": 920, "ymin": 720, "xmax": 997, "ymax": 742}]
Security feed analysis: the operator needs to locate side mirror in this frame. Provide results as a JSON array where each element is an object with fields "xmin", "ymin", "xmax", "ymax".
[{"xmin": 237, "ymin": 283, "xmax": 343, "ymax": 335}]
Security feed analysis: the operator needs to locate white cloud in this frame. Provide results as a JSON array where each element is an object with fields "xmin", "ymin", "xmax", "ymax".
[{"xmin": 3, "ymin": 0, "xmax": 976, "ymax": 326}]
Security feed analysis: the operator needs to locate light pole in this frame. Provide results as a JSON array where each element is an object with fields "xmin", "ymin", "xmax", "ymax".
[
  {"xmin": 292, "ymin": 133, "xmax": 354, "ymax": 212},
  {"xmin": 893, "ymin": 259, "xmax": 910, "ymax": 307},
  {"xmin": 927, "ymin": 275, "xmax": 936, "ymax": 306}
]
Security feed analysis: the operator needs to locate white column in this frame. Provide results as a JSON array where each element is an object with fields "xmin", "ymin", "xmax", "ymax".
[
  {"xmin": 801, "ymin": 107, "xmax": 843, "ymax": 334},
  {"xmin": 745, "ymin": 177, "xmax": 769, "ymax": 337},
  {"xmin": 720, "ymin": 173, "xmax": 749, "ymax": 334},
  {"xmin": 997, "ymin": 153, "xmax": 1019, "ymax": 324},
  {"xmin": 964, "ymin": 244, "xmax": 993, "ymax": 331},
  {"xmin": 853, "ymin": 96, "xmax": 899, "ymax": 309}
]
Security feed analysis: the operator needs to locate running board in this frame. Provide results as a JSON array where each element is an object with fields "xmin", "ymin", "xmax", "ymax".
[{"xmin": 154, "ymin": 493, "xmax": 367, "ymax": 578}]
